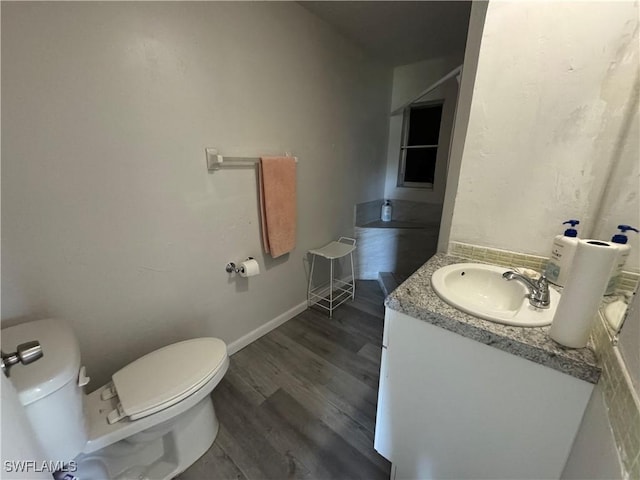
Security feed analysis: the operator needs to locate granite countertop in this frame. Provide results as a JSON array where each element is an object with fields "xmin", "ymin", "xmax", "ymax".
[
  {"xmin": 385, "ymin": 253, "xmax": 601, "ymax": 384},
  {"xmin": 358, "ymin": 220, "xmax": 439, "ymax": 229}
]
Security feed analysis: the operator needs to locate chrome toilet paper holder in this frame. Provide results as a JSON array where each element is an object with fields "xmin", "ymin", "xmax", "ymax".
[{"xmin": 225, "ymin": 257, "xmax": 255, "ymax": 274}]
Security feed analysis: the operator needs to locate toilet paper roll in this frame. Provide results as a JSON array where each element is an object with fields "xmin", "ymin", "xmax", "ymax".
[
  {"xmin": 239, "ymin": 258, "xmax": 260, "ymax": 277},
  {"xmin": 549, "ymin": 239, "xmax": 618, "ymax": 348}
]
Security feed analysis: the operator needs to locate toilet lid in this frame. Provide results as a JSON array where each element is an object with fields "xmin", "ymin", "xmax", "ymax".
[{"xmin": 112, "ymin": 337, "xmax": 227, "ymax": 420}]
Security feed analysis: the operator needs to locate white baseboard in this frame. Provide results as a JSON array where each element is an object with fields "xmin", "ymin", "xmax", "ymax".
[{"xmin": 226, "ymin": 300, "xmax": 308, "ymax": 356}]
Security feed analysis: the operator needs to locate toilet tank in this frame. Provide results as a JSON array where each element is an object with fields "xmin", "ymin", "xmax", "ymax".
[{"xmin": 1, "ymin": 318, "xmax": 88, "ymax": 462}]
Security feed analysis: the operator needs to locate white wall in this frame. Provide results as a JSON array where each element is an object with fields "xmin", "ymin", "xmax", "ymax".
[
  {"xmin": 383, "ymin": 56, "xmax": 463, "ymax": 203},
  {"xmin": 590, "ymin": 87, "xmax": 640, "ymax": 269},
  {"xmin": 437, "ymin": 1, "xmax": 488, "ymax": 253},
  {"xmin": 447, "ymin": 1, "xmax": 639, "ymax": 270},
  {"xmin": 1, "ymin": 2, "xmax": 391, "ymax": 387}
]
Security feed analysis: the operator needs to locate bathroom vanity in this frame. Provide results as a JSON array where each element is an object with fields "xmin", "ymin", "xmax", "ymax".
[{"xmin": 374, "ymin": 254, "xmax": 600, "ymax": 480}]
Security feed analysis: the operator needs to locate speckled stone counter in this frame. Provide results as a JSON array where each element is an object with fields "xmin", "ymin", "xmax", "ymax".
[
  {"xmin": 359, "ymin": 220, "xmax": 439, "ymax": 229},
  {"xmin": 385, "ymin": 253, "xmax": 601, "ymax": 384}
]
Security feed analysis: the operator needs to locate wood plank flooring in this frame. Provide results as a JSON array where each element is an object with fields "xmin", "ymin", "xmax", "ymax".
[{"xmin": 178, "ymin": 281, "xmax": 391, "ymax": 480}]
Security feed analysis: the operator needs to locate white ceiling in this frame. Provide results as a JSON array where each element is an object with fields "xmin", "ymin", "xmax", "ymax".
[{"xmin": 300, "ymin": 1, "xmax": 472, "ymax": 66}]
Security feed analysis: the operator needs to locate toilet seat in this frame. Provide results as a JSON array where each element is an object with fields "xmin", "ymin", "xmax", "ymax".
[{"xmin": 107, "ymin": 338, "xmax": 227, "ymax": 423}]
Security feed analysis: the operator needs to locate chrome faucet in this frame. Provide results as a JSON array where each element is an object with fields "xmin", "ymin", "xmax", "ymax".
[{"xmin": 502, "ymin": 271, "xmax": 551, "ymax": 309}]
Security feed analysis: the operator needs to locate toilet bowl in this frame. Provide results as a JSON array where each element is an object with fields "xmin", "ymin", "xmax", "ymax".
[{"xmin": 1, "ymin": 318, "xmax": 229, "ymax": 479}]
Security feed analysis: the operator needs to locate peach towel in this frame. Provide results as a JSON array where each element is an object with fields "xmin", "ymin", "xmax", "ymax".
[{"xmin": 259, "ymin": 156, "xmax": 297, "ymax": 258}]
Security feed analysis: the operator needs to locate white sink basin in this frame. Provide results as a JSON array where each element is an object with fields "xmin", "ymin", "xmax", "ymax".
[{"xmin": 431, "ymin": 263, "xmax": 560, "ymax": 327}]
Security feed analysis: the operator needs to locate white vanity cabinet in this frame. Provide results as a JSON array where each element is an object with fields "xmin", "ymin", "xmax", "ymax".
[{"xmin": 374, "ymin": 308, "xmax": 595, "ymax": 480}]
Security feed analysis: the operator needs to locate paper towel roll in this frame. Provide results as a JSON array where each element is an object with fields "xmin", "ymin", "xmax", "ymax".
[
  {"xmin": 239, "ymin": 258, "xmax": 260, "ymax": 277},
  {"xmin": 549, "ymin": 239, "xmax": 618, "ymax": 348}
]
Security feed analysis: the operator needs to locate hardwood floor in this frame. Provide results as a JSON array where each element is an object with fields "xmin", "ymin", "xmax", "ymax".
[{"xmin": 178, "ymin": 281, "xmax": 391, "ymax": 480}]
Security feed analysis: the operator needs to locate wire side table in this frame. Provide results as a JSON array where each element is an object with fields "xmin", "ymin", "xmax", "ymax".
[{"xmin": 307, "ymin": 237, "xmax": 356, "ymax": 318}]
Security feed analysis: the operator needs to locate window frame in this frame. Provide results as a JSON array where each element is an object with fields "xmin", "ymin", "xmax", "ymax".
[{"xmin": 397, "ymin": 100, "xmax": 444, "ymax": 189}]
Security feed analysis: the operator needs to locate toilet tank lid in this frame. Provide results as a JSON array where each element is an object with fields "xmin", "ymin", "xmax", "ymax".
[
  {"xmin": 112, "ymin": 337, "xmax": 227, "ymax": 419},
  {"xmin": 1, "ymin": 318, "xmax": 81, "ymax": 406}
]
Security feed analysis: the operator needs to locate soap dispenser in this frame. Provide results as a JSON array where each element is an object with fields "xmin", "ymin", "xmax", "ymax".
[
  {"xmin": 545, "ymin": 219, "xmax": 580, "ymax": 287},
  {"xmin": 604, "ymin": 225, "xmax": 638, "ymax": 295},
  {"xmin": 381, "ymin": 200, "xmax": 393, "ymax": 222}
]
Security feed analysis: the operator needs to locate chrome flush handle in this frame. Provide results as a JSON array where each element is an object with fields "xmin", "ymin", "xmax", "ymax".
[{"xmin": 1, "ymin": 340, "xmax": 43, "ymax": 377}]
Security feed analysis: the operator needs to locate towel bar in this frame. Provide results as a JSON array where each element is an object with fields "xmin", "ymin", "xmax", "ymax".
[{"xmin": 206, "ymin": 148, "xmax": 298, "ymax": 171}]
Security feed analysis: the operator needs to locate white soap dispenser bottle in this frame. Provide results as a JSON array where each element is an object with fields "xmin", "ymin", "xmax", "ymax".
[
  {"xmin": 604, "ymin": 224, "xmax": 638, "ymax": 295},
  {"xmin": 381, "ymin": 200, "xmax": 393, "ymax": 222},
  {"xmin": 545, "ymin": 219, "xmax": 580, "ymax": 287}
]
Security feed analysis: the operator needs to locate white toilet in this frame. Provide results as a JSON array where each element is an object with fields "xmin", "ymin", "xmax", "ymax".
[{"xmin": 1, "ymin": 318, "xmax": 229, "ymax": 479}]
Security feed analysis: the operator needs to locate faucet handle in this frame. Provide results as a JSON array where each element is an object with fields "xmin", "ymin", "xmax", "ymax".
[{"xmin": 533, "ymin": 274, "xmax": 551, "ymax": 308}]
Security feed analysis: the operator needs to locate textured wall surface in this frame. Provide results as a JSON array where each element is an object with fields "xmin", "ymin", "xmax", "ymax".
[{"xmin": 449, "ymin": 1, "xmax": 639, "ymax": 270}]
